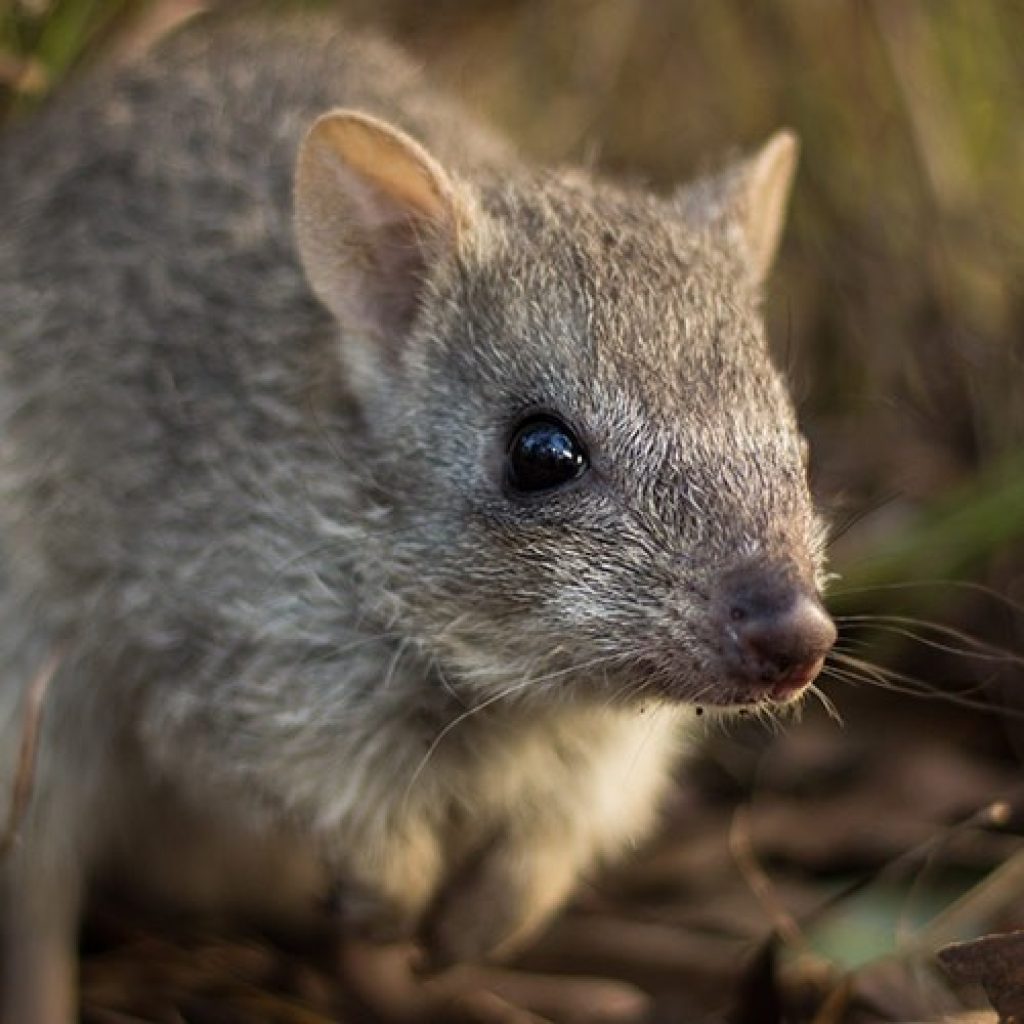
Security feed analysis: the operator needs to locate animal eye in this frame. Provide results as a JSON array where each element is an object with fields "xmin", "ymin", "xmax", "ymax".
[{"xmin": 506, "ymin": 415, "xmax": 588, "ymax": 494}]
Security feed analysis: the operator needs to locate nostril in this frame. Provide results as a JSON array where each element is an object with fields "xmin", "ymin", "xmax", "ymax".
[
  {"xmin": 725, "ymin": 586, "xmax": 836, "ymax": 688},
  {"xmin": 744, "ymin": 630, "xmax": 806, "ymax": 682}
]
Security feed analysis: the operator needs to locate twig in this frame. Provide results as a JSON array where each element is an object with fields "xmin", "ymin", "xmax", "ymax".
[
  {"xmin": 728, "ymin": 804, "xmax": 807, "ymax": 951},
  {"xmin": 0, "ymin": 649, "xmax": 62, "ymax": 858}
]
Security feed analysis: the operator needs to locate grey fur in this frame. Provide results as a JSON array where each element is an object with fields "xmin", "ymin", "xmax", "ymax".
[{"xmin": 0, "ymin": 10, "xmax": 828, "ymax": 1020}]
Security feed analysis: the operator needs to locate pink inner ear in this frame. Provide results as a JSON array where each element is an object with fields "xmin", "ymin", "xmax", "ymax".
[
  {"xmin": 325, "ymin": 151, "xmax": 451, "ymax": 347},
  {"xmin": 295, "ymin": 112, "xmax": 465, "ymax": 358},
  {"xmin": 361, "ymin": 209, "xmax": 436, "ymax": 349},
  {"xmin": 319, "ymin": 114, "xmax": 451, "ymax": 225}
]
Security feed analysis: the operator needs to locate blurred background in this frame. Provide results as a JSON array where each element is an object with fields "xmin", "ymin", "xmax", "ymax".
[{"xmin": 3, "ymin": 2, "xmax": 1024, "ymax": 1022}]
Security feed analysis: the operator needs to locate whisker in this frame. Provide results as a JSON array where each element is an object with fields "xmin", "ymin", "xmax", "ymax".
[
  {"xmin": 400, "ymin": 649, "xmax": 643, "ymax": 808},
  {"xmin": 829, "ymin": 651, "xmax": 1024, "ymax": 722},
  {"xmin": 825, "ymin": 638, "xmax": 993, "ymax": 703},
  {"xmin": 828, "ymin": 578, "xmax": 1024, "ymax": 618},
  {"xmin": 400, "ymin": 676, "xmax": 539, "ymax": 810},
  {"xmin": 824, "ymin": 490, "xmax": 902, "ymax": 550},
  {"xmin": 836, "ymin": 623, "xmax": 1020, "ymax": 668},
  {"xmin": 432, "ymin": 659, "xmax": 467, "ymax": 707},
  {"xmin": 835, "ymin": 614, "xmax": 1024, "ymax": 667},
  {"xmin": 382, "ymin": 637, "xmax": 414, "ymax": 691},
  {"xmin": 806, "ymin": 682, "xmax": 843, "ymax": 725}
]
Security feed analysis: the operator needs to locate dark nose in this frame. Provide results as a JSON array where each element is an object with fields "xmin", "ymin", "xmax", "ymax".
[{"xmin": 722, "ymin": 569, "xmax": 836, "ymax": 694}]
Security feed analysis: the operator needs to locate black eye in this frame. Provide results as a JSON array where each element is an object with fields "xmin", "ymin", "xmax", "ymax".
[{"xmin": 506, "ymin": 416, "xmax": 588, "ymax": 494}]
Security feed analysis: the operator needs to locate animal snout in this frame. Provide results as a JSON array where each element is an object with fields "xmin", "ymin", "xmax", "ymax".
[{"xmin": 720, "ymin": 566, "xmax": 836, "ymax": 696}]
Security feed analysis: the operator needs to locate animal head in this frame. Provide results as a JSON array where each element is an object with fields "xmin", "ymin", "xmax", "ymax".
[{"xmin": 294, "ymin": 111, "xmax": 835, "ymax": 712}]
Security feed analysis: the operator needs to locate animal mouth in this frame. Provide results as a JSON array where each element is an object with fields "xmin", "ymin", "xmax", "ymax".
[{"xmin": 718, "ymin": 654, "xmax": 827, "ymax": 707}]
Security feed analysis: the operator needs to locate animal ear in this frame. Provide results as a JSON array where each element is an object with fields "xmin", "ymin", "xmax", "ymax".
[
  {"xmin": 679, "ymin": 129, "xmax": 799, "ymax": 287},
  {"xmin": 294, "ymin": 110, "xmax": 468, "ymax": 358},
  {"xmin": 740, "ymin": 130, "xmax": 799, "ymax": 284}
]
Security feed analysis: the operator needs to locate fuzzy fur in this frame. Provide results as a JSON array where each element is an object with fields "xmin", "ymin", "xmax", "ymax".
[{"xmin": 0, "ymin": 10, "xmax": 827, "ymax": 1020}]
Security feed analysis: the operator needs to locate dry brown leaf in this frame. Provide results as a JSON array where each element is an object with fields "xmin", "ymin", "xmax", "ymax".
[{"xmin": 939, "ymin": 931, "xmax": 1024, "ymax": 1021}]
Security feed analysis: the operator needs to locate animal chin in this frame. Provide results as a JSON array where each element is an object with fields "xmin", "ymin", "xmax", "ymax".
[{"xmin": 590, "ymin": 658, "xmax": 820, "ymax": 710}]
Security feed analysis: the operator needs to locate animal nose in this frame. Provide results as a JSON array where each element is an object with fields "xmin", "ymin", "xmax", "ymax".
[{"xmin": 723, "ymin": 570, "xmax": 836, "ymax": 694}]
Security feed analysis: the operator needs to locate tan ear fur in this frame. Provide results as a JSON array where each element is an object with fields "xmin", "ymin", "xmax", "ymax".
[
  {"xmin": 305, "ymin": 112, "xmax": 453, "ymax": 225},
  {"xmin": 294, "ymin": 110, "xmax": 465, "ymax": 347},
  {"xmin": 741, "ymin": 129, "xmax": 799, "ymax": 285}
]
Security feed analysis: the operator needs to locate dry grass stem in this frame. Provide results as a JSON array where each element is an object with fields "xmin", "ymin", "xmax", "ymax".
[{"xmin": 0, "ymin": 649, "xmax": 61, "ymax": 858}]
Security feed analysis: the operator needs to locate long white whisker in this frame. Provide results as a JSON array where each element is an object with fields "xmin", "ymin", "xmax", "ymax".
[
  {"xmin": 828, "ymin": 579, "xmax": 1024, "ymax": 618},
  {"xmin": 806, "ymin": 682, "xmax": 843, "ymax": 725},
  {"xmin": 836, "ymin": 615, "xmax": 1024, "ymax": 667},
  {"xmin": 829, "ymin": 651, "xmax": 1024, "ymax": 722},
  {"xmin": 400, "ymin": 649, "xmax": 641, "ymax": 808},
  {"xmin": 400, "ymin": 676, "xmax": 538, "ymax": 811}
]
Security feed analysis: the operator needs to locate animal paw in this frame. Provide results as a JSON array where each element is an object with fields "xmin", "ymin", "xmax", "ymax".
[
  {"xmin": 329, "ymin": 879, "xmax": 421, "ymax": 945},
  {"xmin": 420, "ymin": 837, "xmax": 578, "ymax": 969}
]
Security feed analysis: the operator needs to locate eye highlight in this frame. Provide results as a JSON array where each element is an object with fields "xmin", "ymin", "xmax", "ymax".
[{"xmin": 506, "ymin": 415, "xmax": 588, "ymax": 495}]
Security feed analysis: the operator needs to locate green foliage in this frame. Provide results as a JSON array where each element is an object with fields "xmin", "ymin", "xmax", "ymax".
[{"xmin": 0, "ymin": 0, "xmax": 141, "ymax": 115}]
